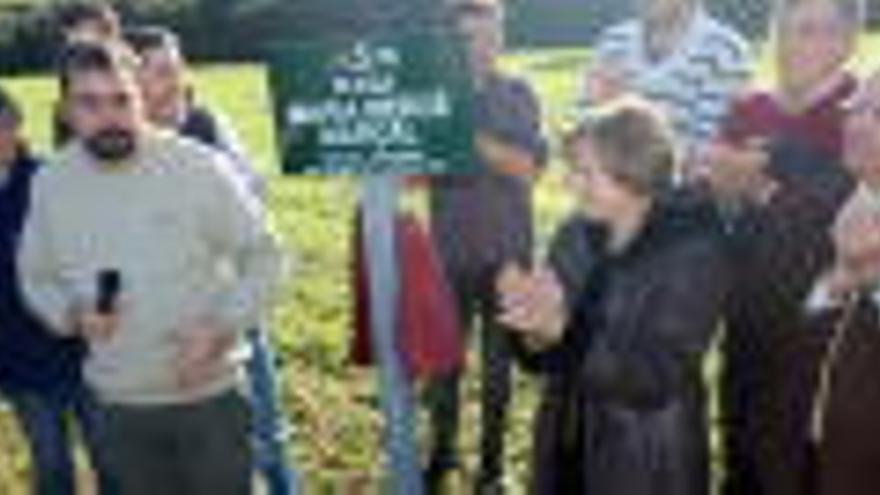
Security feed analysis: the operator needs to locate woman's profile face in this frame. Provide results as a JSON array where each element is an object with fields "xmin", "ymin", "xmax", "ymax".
[{"xmin": 566, "ymin": 135, "xmax": 638, "ymax": 224}]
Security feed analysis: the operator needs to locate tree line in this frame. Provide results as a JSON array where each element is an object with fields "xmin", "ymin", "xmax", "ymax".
[{"xmin": 0, "ymin": 0, "xmax": 877, "ymax": 74}]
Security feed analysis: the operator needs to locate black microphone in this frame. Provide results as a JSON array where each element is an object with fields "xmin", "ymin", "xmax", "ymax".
[{"xmin": 96, "ymin": 269, "xmax": 122, "ymax": 315}]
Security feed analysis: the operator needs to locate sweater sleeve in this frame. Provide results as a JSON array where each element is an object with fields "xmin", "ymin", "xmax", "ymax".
[
  {"xmin": 211, "ymin": 111, "xmax": 268, "ymax": 201},
  {"xmin": 17, "ymin": 171, "xmax": 77, "ymax": 336},
  {"xmin": 200, "ymin": 151, "xmax": 286, "ymax": 333}
]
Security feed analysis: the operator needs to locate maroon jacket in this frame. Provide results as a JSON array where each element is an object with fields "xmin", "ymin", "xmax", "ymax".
[{"xmin": 720, "ymin": 73, "xmax": 857, "ymax": 158}]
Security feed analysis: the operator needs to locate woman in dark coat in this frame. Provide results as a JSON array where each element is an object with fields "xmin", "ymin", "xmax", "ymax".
[{"xmin": 497, "ymin": 99, "xmax": 730, "ymax": 494}]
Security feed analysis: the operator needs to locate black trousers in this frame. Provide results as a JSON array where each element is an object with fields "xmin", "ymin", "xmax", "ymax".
[
  {"xmin": 99, "ymin": 390, "xmax": 253, "ymax": 495},
  {"xmin": 425, "ymin": 262, "xmax": 515, "ymax": 484}
]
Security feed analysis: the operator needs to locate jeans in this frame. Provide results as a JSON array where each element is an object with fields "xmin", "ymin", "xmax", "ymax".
[
  {"xmin": 245, "ymin": 327, "xmax": 299, "ymax": 495},
  {"xmin": 425, "ymin": 265, "xmax": 514, "ymax": 488},
  {"xmin": 7, "ymin": 383, "xmax": 118, "ymax": 495}
]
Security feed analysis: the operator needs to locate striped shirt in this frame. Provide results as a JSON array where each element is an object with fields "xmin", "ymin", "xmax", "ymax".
[{"xmin": 584, "ymin": 9, "xmax": 753, "ymax": 150}]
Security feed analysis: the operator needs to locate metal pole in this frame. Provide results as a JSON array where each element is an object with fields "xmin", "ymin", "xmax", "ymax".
[{"xmin": 361, "ymin": 175, "xmax": 424, "ymax": 495}]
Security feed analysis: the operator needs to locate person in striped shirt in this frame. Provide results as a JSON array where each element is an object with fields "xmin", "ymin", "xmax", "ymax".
[{"xmin": 581, "ymin": 0, "xmax": 753, "ymax": 173}]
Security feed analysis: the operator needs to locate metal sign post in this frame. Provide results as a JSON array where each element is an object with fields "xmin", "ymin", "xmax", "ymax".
[
  {"xmin": 361, "ymin": 175, "xmax": 422, "ymax": 494},
  {"xmin": 269, "ymin": 31, "xmax": 474, "ymax": 493}
]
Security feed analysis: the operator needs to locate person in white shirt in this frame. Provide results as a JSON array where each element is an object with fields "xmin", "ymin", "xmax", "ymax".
[{"xmin": 19, "ymin": 41, "xmax": 282, "ymax": 495}]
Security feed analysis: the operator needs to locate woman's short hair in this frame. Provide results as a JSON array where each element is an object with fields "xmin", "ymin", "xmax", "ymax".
[{"xmin": 566, "ymin": 97, "xmax": 679, "ymax": 196}]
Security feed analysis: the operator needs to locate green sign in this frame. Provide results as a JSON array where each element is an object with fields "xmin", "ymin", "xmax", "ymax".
[{"xmin": 268, "ymin": 32, "xmax": 477, "ymax": 175}]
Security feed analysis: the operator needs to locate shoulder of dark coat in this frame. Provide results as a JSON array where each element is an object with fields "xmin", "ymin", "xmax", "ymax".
[
  {"xmin": 640, "ymin": 189, "xmax": 729, "ymax": 264},
  {"xmin": 180, "ymin": 105, "xmax": 223, "ymax": 146},
  {"xmin": 6, "ymin": 151, "xmax": 43, "ymax": 192},
  {"xmin": 548, "ymin": 214, "xmax": 608, "ymax": 292}
]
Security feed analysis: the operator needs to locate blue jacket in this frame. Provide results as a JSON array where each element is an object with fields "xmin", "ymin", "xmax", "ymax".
[{"xmin": 0, "ymin": 151, "xmax": 84, "ymax": 397}]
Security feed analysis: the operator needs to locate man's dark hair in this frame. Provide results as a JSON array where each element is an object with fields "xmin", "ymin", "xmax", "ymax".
[
  {"xmin": 57, "ymin": 2, "xmax": 120, "ymax": 35},
  {"xmin": 0, "ymin": 85, "xmax": 22, "ymax": 126},
  {"xmin": 124, "ymin": 25, "xmax": 182, "ymax": 57},
  {"xmin": 57, "ymin": 41, "xmax": 138, "ymax": 95}
]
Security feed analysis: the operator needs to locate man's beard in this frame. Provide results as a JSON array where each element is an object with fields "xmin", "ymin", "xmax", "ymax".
[{"xmin": 84, "ymin": 128, "xmax": 137, "ymax": 162}]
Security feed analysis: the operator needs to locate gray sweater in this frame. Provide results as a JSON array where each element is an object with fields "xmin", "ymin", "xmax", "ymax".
[{"xmin": 18, "ymin": 130, "xmax": 282, "ymax": 405}]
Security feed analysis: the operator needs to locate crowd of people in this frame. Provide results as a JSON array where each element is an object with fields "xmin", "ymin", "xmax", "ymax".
[
  {"xmin": 432, "ymin": 0, "xmax": 880, "ymax": 494},
  {"xmin": 2, "ymin": 0, "xmax": 880, "ymax": 494}
]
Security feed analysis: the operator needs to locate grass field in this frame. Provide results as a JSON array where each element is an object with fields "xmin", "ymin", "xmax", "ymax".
[{"xmin": 0, "ymin": 37, "xmax": 879, "ymax": 493}]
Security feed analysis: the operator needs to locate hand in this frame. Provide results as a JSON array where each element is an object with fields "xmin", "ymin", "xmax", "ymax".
[
  {"xmin": 476, "ymin": 133, "xmax": 540, "ymax": 179},
  {"xmin": 496, "ymin": 263, "xmax": 568, "ymax": 350},
  {"xmin": 174, "ymin": 316, "xmax": 237, "ymax": 391},
  {"xmin": 74, "ymin": 310, "xmax": 120, "ymax": 344}
]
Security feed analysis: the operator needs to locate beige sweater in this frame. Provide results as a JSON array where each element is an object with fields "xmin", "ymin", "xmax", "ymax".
[{"xmin": 18, "ymin": 130, "xmax": 282, "ymax": 405}]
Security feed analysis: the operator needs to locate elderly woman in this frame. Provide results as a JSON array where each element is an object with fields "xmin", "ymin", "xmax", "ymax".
[
  {"xmin": 497, "ymin": 99, "xmax": 729, "ymax": 494},
  {"xmin": 804, "ymin": 70, "xmax": 880, "ymax": 495}
]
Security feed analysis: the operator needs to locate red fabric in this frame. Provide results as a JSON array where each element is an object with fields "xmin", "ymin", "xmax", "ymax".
[
  {"xmin": 720, "ymin": 74, "xmax": 857, "ymax": 158},
  {"xmin": 351, "ymin": 211, "xmax": 464, "ymax": 379}
]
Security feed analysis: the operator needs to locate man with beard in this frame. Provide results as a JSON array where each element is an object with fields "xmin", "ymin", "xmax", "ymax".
[
  {"xmin": 18, "ymin": 42, "xmax": 282, "ymax": 495},
  {"xmin": 54, "ymin": 2, "xmax": 123, "ymax": 148}
]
